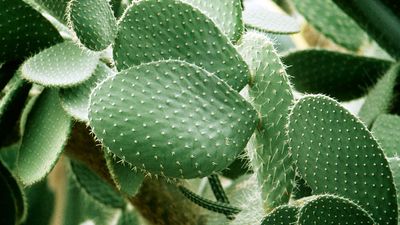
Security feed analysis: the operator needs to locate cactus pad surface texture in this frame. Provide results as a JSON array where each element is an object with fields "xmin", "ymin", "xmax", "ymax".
[
  {"xmin": 288, "ymin": 95, "xmax": 398, "ymax": 225},
  {"xmin": 89, "ymin": 60, "xmax": 258, "ymax": 178},
  {"xmin": 113, "ymin": 0, "xmax": 250, "ymax": 91}
]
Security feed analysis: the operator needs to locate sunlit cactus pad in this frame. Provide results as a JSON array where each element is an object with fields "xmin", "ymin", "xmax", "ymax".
[
  {"xmin": 89, "ymin": 60, "xmax": 258, "ymax": 178},
  {"xmin": 288, "ymin": 95, "xmax": 398, "ymax": 225},
  {"xmin": 114, "ymin": 0, "xmax": 249, "ymax": 91},
  {"xmin": 20, "ymin": 42, "xmax": 100, "ymax": 87}
]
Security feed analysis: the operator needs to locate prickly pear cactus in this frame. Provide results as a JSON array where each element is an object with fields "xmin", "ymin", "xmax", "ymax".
[
  {"xmin": 0, "ymin": 0, "xmax": 399, "ymax": 224},
  {"xmin": 89, "ymin": 60, "xmax": 258, "ymax": 178}
]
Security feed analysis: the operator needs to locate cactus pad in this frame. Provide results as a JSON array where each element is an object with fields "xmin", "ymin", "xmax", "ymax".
[
  {"xmin": 359, "ymin": 63, "xmax": 400, "ymax": 127},
  {"xmin": 70, "ymin": 159, "xmax": 125, "ymax": 208},
  {"xmin": 0, "ymin": 0, "xmax": 62, "ymax": 63},
  {"xmin": 282, "ymin": 49, "xmax": 393, "ymax": 101},
  {"xmin": 20, "ymin": 42, "xmax": 100, "ymax": 87},
  {"xmin": 34, "ymin": 0, "xmax": 69, "ymax": 23},
  {"xmin": 0, "ymin": 161, "xmax": 26, "ymax": 224},
  {"xmin": 332, "ymin": 0, "xmax": 400, "ymax": 59},
  {"xmin": 292, "ymin": 0, "xmax": 366, "ymax": 51},
  {"xmin": 59, "ymin": 62, "xmax": 114, "ymax": 121},
  {"xmin": 243, "ymin": 1, "xmax": 300, "ymax": 34},
  {"xmin": 114, "ymin": 0, "xmax": 250, "ymax": 91},
  {"xmin": 180, "ymin": 0, "xmax": 243, "ymax": 42},
  {"xmin": 68, "ymin": 0, "xmax": 117, "ymax": 51},
  {"xmin": 297, "ymin": 195, "xmax": 374, "ymax": 225},
  {"xmin": 288, "ymin": 95, "xmax": 398, "ymax": 225},
  {"xmin": 17, "ymin": 89, "xmax": 72, "ymax": 185},
  {"xmin": 372, "ymin": 114, "xmax": 400, "ymax": 157},
  {"xmin": 105, "ymin": 154, "xmax": 144, "ymax": 197},
  {"xmin": 89, "ymin": 60, "xmax": 258, "ymax": 178},
  {"xmin": 388, "ymin": 157, "xmax": 400, "ymax": 219},
  {"xmin": 237, "ymin": 31, "xmax": 294, "ymax": 210},
  {"xmin": 260, "ymin": 205, "xmax": 299, "ymax": 225}
]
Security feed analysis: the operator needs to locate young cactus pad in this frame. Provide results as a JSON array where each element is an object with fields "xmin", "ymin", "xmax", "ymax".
[
  {"xmin": 113, "ymin": 0, "xmax": 250, "ymax": 91},
  {"xmin": 17, "ymin": 89, "xmax": 72, "ymax": 185},
  {"xmin": 89, "ymin": 60, "xmax": 258, "ymax": 178},
  {"xmin": 20, "ymin": 41, "xmax": 100, "ymax": 87},
  {"xmin": 68, "ymin": 0, "xmax": 117, "ymax": 51},
  {"xmin": 260, "ymin": 205, "xmax": 299, "ymax": 225},
  {"xmin": 237, "ymin": 31, "xmax": 294, "ymax": 210},
  {"xmin": 371, "ymin": 114, "xmax": 400, "ymax": 157},
  {"xmin": 288, "ymin": 95, "xmax": 398, "ymax": 225}
]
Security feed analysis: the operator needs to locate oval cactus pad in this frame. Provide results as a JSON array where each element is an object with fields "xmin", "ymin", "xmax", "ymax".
[{"xmin": 89, "ymin": 60, "xmax": 258, "ymax": 178}]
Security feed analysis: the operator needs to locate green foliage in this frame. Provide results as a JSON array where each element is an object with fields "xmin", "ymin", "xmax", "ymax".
[
  {"xmin": 237, "ymin": 31, "xmax": 294, "ymax": 211},
  {"xmin": 288, "ymin": 95, "xmax": 398, "ymax": 224},
  {"xmin": 0, "ymin": 161, "xmax": 26, "ymax": 225},
  {"xmin": 0, "ymin": 76, "xmax": 31, "ymax": 147},
  {"xmin": 372, "ymin": 114, "xmax": 400, "ymax": 157},
  {"xmin": 292, "ymin": 0, "xmax": 367, "ymax": 51},
  {"xmin": 68, "ymin": 0, "xmax": 117, "ymax": 51},
  {"xmin": 33, "ymin": 0, "xmax": 69, "ymax": 23},
  {"xmin": 282, "ymin": 49, "xmax": 393, "ymax": 101},
  {"xmin": 105, "ymin": 154, "xmax": 144, "ymax": 197},
  {"xmin": 332, "ymin": 0, "xmax": 400, "ymax": 59},
  {"xmin": 17, "ymin": 89, "xmax": 71, "ymax": 185},
  {"xmin": 114, "ymin": 0, "xmax": 250, "ymax": 91},
  {"xmin": 1, "ymin": 0, "xmax": 400, "ymax": 224},
  {"xmin": 243, "ymin": 1, "xmax": 300, "ymax": 34},
  {"xmin": 297, "ymin": 195, "xmax": 375, "ymax": 225},
  {"xmin": 20, "ymin": 41, "xmax": 100, "ymax": 87},
  {"xmin": 59, "ymin": 62, "xmax": 114, "ymax": 121},
  {"xmin": 180, "ymin": 0, "xmax": 244, "ymax": 42},
  {"xmin": 359, "ymin": 63, "xmax": 400, "ymax": 127},
  {"xmin": 70, "ymin": 159, "xmax": 126, "ymax": 208},
  {"xmin": 260, "ymin": 205, "xmax": 298, "ymax": 225},
  {"xmin": 89, "ymin": 60, "xmax": 257, "ymax": 178},
  {"xmin": 22, "ymin": 180, "xmax": 55, "ymax": 225},
  {"xmin": 0, "ymin": 0, "xmax": 62, "ymax": 63}
]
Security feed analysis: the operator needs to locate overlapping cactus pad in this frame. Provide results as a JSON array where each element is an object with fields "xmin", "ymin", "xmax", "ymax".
[
  {"xmin": 89, "ymin": 60, "xmax": 258, "ymax": 178},
  {"xmin": 114, "ymin": 0, "xmax": 249, "ymax": 91},
  {"xmin": 288, "ymin": 95, "xmax": 398, "ymax": 225}
]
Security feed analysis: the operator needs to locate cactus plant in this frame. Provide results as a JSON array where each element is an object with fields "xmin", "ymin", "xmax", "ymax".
[{"xmin": 0, "ymin": 0, "xmax": 399, "ymax": 224}]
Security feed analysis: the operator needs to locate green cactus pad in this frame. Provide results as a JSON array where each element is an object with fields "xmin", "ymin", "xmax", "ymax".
[
  {"xmin": 70, "ymin": 160, "xmax": 125, "ymax": 208},
  {"xmin": 105, "ymin": 154, "xmax": 144, "ymax": 197},
  {"xmin": 23, "ymin": 180, "xmax": 55, "ymax": 225},
  {"xmin": 359, "ymin": 63, "xmax": 400, "ymax": 127},
  {"xmin": 114, "ymin": 0, "xmax": 250, "ymax": 91},
  {"xmin": 372, "ymin": 114, "xmax": 400, "ymax": 157},
  {"xmin": 332, "ymin": 0, "xmax": 400, "ymax": 59},
  {"xmin": 117, "ymin": 210, "xmax": 140, "ymax": 225},
  {"xmin": 292, "ymin": 0, "xmax": 366, "ymax": 51},
  {"xmin": 34, "ymin": 0, "xmax": 69, "ymax": 23},
  {"xmin": 260, "ymin": 205, "xmax": 299, "ymax": 225},
  {"xmin": 282, "ymin": 49, "xmax": 393, "ymax": 101},
  {"xmin": 89, "ymin": 60, "xmax": 258, "ymax": 178},
  {"xmin": 288, "ymin": 95, "xmax": 398, "ymax": 225},
  {"xmin": 298, "ymin": 195, "xmax": 374, "ymax": 225},
  {"xmin": 0, "ymin": 161, "xmax": 26, "ymax": 225},
  {"xmin": 17, "ymin": 89, "xmax": 72, "ymax": 185},
  {"xmin": 243, "ymin": 1, "xmax": 300, "ymax": 34},
  {"xmin": 68, "ymin": 0, "xmax": 118, "ymax": 51},
  {"xmin": 388, "ymin": 157, "xmax": 400, "ymax": 218},
  {"xmin": 0, "ymin": 0, "xmax": 63, "ymax": 63},
  {"xmin": 0, "ymin": 76, "xmax": 32, "ymax": 147},
  {"xmin": 180, "ymin": 0, "xmax": 243, "ymax": 42},
  {"xmin": 59, "ymin": 62, "xmax": 114, "ymax": 121},
  {"xmin": 20, "ymin": 42, "xmax": 100, "ymax": 87},
  {"xmin": 237, "ymin": 31, "xmax": 294, "ymax": 210}
]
